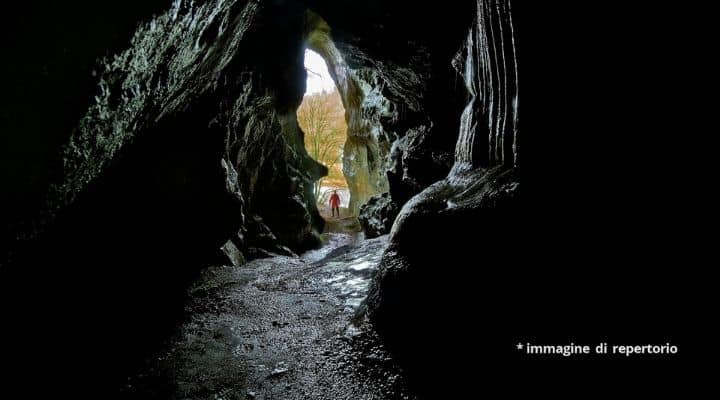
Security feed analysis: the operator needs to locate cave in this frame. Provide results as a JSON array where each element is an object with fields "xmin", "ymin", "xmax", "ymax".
[{"xmin": 0, "ymin": 0, "xmax": 696, "ymax": 398}]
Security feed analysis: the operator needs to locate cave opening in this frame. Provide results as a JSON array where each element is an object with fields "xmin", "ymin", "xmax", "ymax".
[
  {"xmin": 297, "ymin": 48, "xmax": 351, "ymax": 220},
  {"xmin": 300, "ymin": 11, "xmax": 390, "ymax": 226}
]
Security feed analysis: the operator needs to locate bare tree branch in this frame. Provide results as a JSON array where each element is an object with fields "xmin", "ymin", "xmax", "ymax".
[{"xmin": 297, "ymin": 90, "xmax": 347, "ymax": 199}]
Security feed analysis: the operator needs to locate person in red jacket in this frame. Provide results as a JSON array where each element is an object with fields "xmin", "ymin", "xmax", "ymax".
[{"xmin": 329, "ymin": 190, "xmax": 341, "ymax": 218}]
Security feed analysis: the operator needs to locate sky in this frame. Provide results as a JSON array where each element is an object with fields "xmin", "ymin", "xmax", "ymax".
[{"xmin": 304, "ymin": 49, "xmax": 336, "ymax": 95}]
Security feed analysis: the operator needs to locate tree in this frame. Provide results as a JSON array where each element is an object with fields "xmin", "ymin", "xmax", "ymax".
[{"xmin": 297, "ymin": 89, "xmax": 347, "ymax": 199}]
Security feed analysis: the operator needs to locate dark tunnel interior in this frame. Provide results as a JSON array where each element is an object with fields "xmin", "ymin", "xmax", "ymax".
[{"xmin": 0, "ymin": 1, "xmax": 704, "ymax": 398}]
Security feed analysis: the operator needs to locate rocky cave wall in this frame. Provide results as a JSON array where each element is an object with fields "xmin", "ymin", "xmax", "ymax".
[
  {"xmin": 2, "ymin": 0, "xmax": 519, "ymax": 395},
  {"xmin": 360, "ymin": 0, "xmax": 520, "ymax": 393},
  {"xmin": 3, "ymin": 0, "xmax": 328, "ymax": 268},
  {"xmin": 2, "ymin": 0, "xmax": 329, "ymax": 393}
]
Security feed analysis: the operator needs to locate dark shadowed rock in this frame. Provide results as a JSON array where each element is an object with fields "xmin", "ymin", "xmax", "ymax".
[
  {"xmin": 2, "ymin": 1, "xmax": 326, "ymax": 396},
  {"xmin": 359, "ymin": 0, "xmax": 520, "ymax": 394},
  {"xmin": 358, "ymin": 192, "xmax": 400, "ymax": 238}
]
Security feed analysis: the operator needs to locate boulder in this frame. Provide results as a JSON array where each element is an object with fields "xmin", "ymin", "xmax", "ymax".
[{"xmin": 358, "ymin": 192, "xmax": 400, "ymax": 238}]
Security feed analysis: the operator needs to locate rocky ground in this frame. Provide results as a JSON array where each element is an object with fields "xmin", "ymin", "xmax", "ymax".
[{"xmin": 121, "ymin": 228, "xmax": 415, "ymax": 400}]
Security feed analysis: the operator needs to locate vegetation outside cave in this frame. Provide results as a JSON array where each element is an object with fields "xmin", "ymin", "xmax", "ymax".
[
  {"xmin": 297, "ymin": 50, "xmax": 350, "ymax": 219},
  {"xmin": 297, "ymin": 89, "xmax": 349, "ymax": 212}
]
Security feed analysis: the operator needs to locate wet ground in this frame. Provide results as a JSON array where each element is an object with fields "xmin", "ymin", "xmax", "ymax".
[{"xmin": 121, "ymin": 230, "xmax": 416, "ymax": 399}]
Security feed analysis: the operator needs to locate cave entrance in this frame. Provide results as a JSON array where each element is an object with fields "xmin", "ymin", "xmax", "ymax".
[{"xmin": 297, "ymin": 49, "xmax": 351, "ymax": 220}]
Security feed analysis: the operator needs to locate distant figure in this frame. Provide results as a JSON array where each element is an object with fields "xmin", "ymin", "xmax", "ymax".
[{"xmin": 329, "ymin": 190, "xmax": 341, "ymax": 218}]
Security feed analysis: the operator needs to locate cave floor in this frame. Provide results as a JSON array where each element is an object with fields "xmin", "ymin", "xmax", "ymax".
[{"xmin": 122, "ymin": 233, "xmax": 416, "ymax": 400}]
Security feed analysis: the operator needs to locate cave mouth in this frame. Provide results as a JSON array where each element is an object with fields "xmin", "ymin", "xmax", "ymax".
[{"xmin": 297, "ymin": 48, "xmax": 351, "ymax": 220}]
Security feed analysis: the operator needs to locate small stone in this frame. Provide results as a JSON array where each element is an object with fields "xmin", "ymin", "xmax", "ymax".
[{"xmin": 268, "ymin": 362, "xmax": 290, "ymax": 378}]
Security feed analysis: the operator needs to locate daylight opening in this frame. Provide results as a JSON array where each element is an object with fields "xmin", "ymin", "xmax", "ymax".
[{"xmin": 297, "ymin": 49, "xmax": 350, "ymax": 219}]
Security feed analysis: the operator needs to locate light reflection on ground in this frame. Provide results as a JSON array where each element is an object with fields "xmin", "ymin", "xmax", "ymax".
[{"xmin": 307, "ymin": 234, "xmax": 388, "ymax": 310}]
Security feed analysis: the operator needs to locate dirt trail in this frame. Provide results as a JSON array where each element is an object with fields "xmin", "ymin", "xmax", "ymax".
[{"xmin": 122, "ymin": 231, "xmax": 415, "ymax": 400}]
